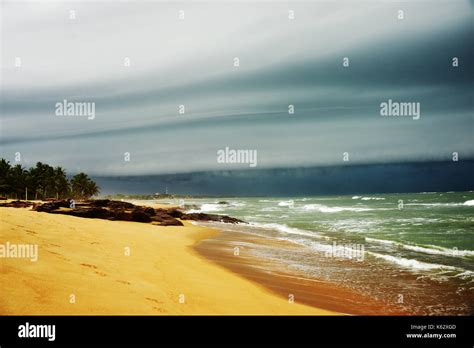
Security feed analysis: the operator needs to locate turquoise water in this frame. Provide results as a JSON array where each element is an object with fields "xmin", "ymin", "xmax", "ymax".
[{"xmin": 155, "ymin": 191, "xmax": 474, "ymax": 314}]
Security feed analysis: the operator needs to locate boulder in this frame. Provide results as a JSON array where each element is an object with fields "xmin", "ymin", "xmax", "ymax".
[
  {"xmin": 156, "ymin": 208, "xmax": 183, "ymax": 219},
  {"xmin": 108, "ymin": 210, "xmax": 133, "ymax": 221},
  {"xmin": 181, "ymin": 213, "xmax": 245, "ymax": 224},
  {"xmin": 159, "ymin": 218, "xmax": 184, "ymax": 226},
  {"xmin": 133, "ymin": 206, "xmax": 156, "ymax": 216},
  {"xmin": 150, "ymin": 214, "xmax": 183, "ymax": 226},
  {"xmin": 88, "ymin": 199, "xmax": 110, "ymax": 207},
  {"xmin": 55, "ymin": 207, "xmax": 111, "ymax": 219},
  {"xmin": 130, "ymin": 208, "xmax": 152, "ymax": 223},
  {"xmin": 89, "ymin": 199, "xmax": 135, "ymax": 210},
  {"xmin": 33, "ymin": 200, "xmax": 71, "ymax": 212}
]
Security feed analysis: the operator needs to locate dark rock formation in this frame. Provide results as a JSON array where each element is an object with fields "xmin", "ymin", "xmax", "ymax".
[
  {"xmin": 53, "ymin": 207, "xmax": 111, "ymax": 219},
  {"xmin": 150, "ymin": 209, "xmax": 183, "ymax": 226},
  {"xmin": 33, "ymin": 199, "xmax": 71, "ymax": 212},
  {"xmin": 13, "ymin": 199, "xmax": 245, "ymax": 227},
  {"xmin": 88, "ymin": 199, "xmax": 135, "ymax": 210},
  {"xmin": 151, "ymin": 215, "xmax": 184, "ymax": 226},
  {"xmin": 133, "ymin": 206, "xmax": 156, "ymax": 216},
  {"xmin": 130, "ymin": 207, "xmax": 152, "ymax": 223},
  {"xmin": 109, "ymin": 210, "xmax": 133, "ymax": 221},
  {"xmin": 0, "ymin": 200, "xmax": 34, "ymax": 208},
  {"xmin": 156, "ymin": 208, "xmax": 183, "ymax": 219},
  {"xmin": 160, "ymin": 219, "xmax": 184, "ymax": 226},
  {"xmin": 181, "ymin": 213, "xmax": 245, "ymax": 224}
]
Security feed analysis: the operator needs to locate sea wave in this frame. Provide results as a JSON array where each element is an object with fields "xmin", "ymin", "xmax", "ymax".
[
  {"xmin": 453, "ymin": 270, "xmax": 474, "ymax": 280},
  {"xmin": 365, "ymin": 237, "xmax": 397, "ymax": 245},
  {"xmin": 351, "ymin": 196, "xmax": 385, "ymax": 200},
  {"xmin": 261, "ymin": 207, "xmax": 279, "ymax": 212},
  {"xmin": 463, "ymin": 200, "xmax": 474, "ymax": 206},
  {"xmin": 248, "ymin": 222, "xmax": 320, "ymax": 238},
  {"xmin": 402, "ymin": 244, "xmax": 474, "ymax": 257},
  {"xmin": 302, "ymin": 204, "xmax": 373, "ymax": 213},
  {"xmin": 404, "ymin": 203, "xmax": 463, "ymax": 207},
  {"xmin": 278, "ymin": 200, "xmax": 294, "ymax": 207},
  {"xmin": 229, "ymin": 201, "xmax": 246, "ymax": 207},
  {"xmin": 368, "ymin": 252, "xmax": 458, "ymax": 271},
  {"xmin": 303, "ymin": 240, "xmax": 338, "ymax": 254},
  {"xmin": 188, "ymin": 203, "xmax": 224, "ymax": 213},
  {"xmin": 365, "ymin": 237, "xmax": 474, "ymax": 257}
]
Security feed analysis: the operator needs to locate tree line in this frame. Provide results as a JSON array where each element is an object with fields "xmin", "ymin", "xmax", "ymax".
[{"xmin": 0, "ymin": 159, "xmax": 99, "ymax": 200}]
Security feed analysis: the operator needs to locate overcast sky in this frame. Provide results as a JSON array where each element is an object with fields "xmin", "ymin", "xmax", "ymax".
[{"xmin": 1, "ymin": 0, "xmax": 473, "ymax": 175}]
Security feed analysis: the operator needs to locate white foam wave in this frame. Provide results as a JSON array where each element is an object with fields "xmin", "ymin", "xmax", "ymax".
[
  {"xmin": 365, "ymin": 237, "xmax": 474, "ymax": 257},
  {"xmin": 453, "ymin": 270, "xmax": 474, "ymax": 280},
  {"xmin": 463, "ymin": 200, "xmax": 474, "ymax": 206},
  {"xmin": 369, "ymin": 252, "xmax": 458, "ymax": 271},
  {"xmin": 248, "ymin": 222, "xmax": 320, "ymax": 238},
  {"xmin": 302, "ymin": 204, "xmax": 373, "ymax": 213},
  {"xmin": 402, "ymin": 244, "xmax": 474, "ymax": 257},
  {"xmin": 188, "ymin": 203, "xmax": 224, "ymax": 213},
  {"xmin": 351, "ymin": 196, "xmax": 385, "ymax": 200},
  {"xmin": 405, "ymin": 203, "xmax": 463, "ymax": 207},
  {"xmin": 365, "ymin": 237, "xmax": 397, "ymax": 245},
  {"xmin": 278, "ymin": 200, "xmax": 294, "ymax": 207},
  {"xmin": 261, "ymin": 207, "xmax": 279, "ymax": 212},
  {"xmin": 229, "ymin": 201, "xmax": 246, "ymax": 207}
]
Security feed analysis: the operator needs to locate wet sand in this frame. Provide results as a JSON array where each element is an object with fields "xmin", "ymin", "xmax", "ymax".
[{"xmin": 194, "ymin": 227, "xmax": 410, "ymax": 315}]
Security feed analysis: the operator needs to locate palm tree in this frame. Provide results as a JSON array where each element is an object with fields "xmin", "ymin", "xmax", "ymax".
[
  {"xmin": 84, "ymin": 180, "xmax": 100, "ymax": 199},
  {"xmin": 9, "ymin": 164, "xmax": 28, "ymax": 199},
  {"xmin": 0, "ymin": 159, "xmax": 12, "ymax": 197},
  {"xmin": 29, "ymin": 162, "xmax": 57, "ymax": 199},
  {"xmin": 0, "ymin": 159, "xmax": 99, "ymax": 200},
  {"xmin": 52, "ymin": 166, "xmax": 69, "ymax": 199},
  {"xmin": 70, "ymin": 173, "xmax": 100, "ymax": 200},
  {"xmin": 29, "ymin": 162, "xmax": 46, "ymax": 199}
]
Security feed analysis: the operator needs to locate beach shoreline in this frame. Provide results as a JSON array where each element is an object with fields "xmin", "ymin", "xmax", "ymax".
[
  {"xmin": 193, "ymin": 224, "xmax": 410, "ymax": 315},
  {"xmin": 0, "ymin": 205, "xmax": 337, "ymax": 315},
  {"xmin": 162, "ymin": 193, "xmax": 473, "ymax": 316}
]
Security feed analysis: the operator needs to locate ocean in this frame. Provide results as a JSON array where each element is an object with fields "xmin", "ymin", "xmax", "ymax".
[{"xmin": 155, "ymin": 191, "xmax": 474, "ymax": 315}]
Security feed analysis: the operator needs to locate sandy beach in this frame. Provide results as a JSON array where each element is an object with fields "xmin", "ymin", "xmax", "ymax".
[{"xmin": 0, "ymin": 206, "xmax": 337, "ymax": 315}]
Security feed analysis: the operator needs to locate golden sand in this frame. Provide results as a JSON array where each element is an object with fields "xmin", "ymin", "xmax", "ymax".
[{"xmin": 0, "ymin": 207, "xmax": 337, "ymax": 315}]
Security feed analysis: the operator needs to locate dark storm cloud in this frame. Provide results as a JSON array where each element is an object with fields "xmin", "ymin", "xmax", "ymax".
[{"xmin": 0, "ymin": 1, "xmax": 472, "ymax": 176}]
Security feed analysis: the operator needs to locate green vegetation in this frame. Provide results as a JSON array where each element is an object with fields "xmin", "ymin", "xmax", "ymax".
[
  {"xmin": 0, "ymin": 159, "xmax": 99, "ymax": 200},
  {"xmin": 104, "ymin": 193, "xmax": 176, "ymax": 200},
  {"xmin": 103, "ymin": 193, "xmax": 220, "ymax": 200}
]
